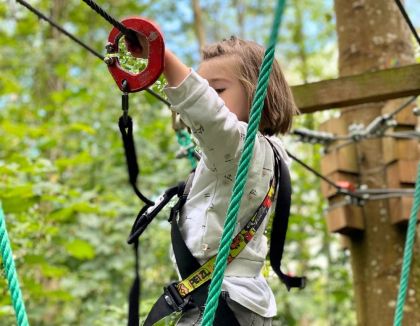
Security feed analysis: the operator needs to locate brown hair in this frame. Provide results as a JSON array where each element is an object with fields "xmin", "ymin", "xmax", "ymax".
[{"xmin": 202, "ymin": 36, "xmax": 299, "ymax": 135}]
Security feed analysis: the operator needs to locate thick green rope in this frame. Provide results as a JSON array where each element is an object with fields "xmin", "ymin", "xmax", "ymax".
[
  {"xmin": 200, "ymin": 1, "xmax": 286, "ymax": 325},
  {"xmin": 393, "ymin": 162, "xmax": 420, "ymax": 326},
  {"xmin": 0, "ymin": 204, "xmax": 30, "ymax": 326}
]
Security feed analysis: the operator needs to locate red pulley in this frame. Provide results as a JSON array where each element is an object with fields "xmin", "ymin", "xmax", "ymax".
[{"xmin": 105, "ymin": 17, "xmax": 165, "ymax": 93}]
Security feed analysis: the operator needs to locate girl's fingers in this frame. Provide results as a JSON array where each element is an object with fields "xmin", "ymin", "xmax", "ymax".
[{"xmin": 125, "ymin": 32, "xmax": 149, "ymax": 59}]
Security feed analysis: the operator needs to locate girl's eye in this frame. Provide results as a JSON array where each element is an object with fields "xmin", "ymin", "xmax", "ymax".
[{"xmin": 215, "ymin": 88, "xmax": 226, "ymax": 94}]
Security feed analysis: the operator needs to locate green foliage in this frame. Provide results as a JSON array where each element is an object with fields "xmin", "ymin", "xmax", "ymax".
[{"xmin": 1, "ymin": 0, "xmax": 355, "ymax": 325}]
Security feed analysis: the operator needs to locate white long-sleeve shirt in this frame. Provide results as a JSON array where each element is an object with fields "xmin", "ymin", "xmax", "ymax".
[{"xmin": 164, "ymin": 70, "xmax": 291, "ymax": 317}]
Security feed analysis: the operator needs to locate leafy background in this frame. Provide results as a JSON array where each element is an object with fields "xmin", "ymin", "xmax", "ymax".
[{"xmin": 0, "ymin": 0, "xmax": 418, "ymax": 325}]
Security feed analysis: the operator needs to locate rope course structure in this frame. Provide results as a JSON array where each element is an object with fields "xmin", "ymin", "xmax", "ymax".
[
  {"xmin": 292, "ymin": 96, "xmax": 419, "ymax": 149},
  {"xmin": 288, "ymin": 95, "xmax": 419, "ymax": 205},
  {"xmin": 15, "ymin": 0, "xmax": 417, "ymax": 206},
  {"xmin": 287, "ymin": 150, "xmax": 415, "ymax": 205},
  {"xmin": 16, "ymin": 0, "xmax": 170, "ymax": 107}
]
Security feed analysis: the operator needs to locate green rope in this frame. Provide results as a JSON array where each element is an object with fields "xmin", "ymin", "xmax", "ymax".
[
  {"xmin": 176, "ymin": 129, "xmax": 197, "ymax": 169},
  {"xmin": 0, "ymin": 203, "xmax": 30, "ymax": 326},
  {"xmin": 200, "ymin": 1, "xmax": 286, "ymax": 325},
  {"xmin": 393, "ymin": 162, "xmax": 420, "ymax": 326}
]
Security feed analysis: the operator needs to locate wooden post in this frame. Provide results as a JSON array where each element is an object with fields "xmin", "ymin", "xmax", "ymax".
[{"xmin": 333, "ymin": 1, "xmax": 420, "ymax": 325}]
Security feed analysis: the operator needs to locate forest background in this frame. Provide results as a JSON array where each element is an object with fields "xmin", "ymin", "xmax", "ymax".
[{"xmin": 0, "ymin": 0, "xmax": 419, "ymax": 325}]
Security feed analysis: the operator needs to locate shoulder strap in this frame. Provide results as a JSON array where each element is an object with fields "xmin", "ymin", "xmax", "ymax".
[
  {"xmin": 169, "ymin": 171, "xmax": 199, "ymax": 278},
  {"xmin": 268, "ymin": 140, "xmax": 306, "ymax": 291}
]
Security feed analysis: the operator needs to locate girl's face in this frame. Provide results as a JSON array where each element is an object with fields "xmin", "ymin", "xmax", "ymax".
[{"xmin": 198, "ymin": 56, "xmax": 249, "ymax": 122}]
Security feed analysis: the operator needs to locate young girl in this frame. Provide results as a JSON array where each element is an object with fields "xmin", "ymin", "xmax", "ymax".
[{"xmin": 129, "ymin": 35, "xmax": 298, "ymax": 326}]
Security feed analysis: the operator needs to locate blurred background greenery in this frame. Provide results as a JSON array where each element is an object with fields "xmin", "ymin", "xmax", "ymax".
[{"xmin": 0, "ymin": 0, "xmax": 418, "ymax": 325}]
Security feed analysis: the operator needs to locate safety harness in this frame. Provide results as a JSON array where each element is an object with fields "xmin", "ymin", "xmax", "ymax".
[{"xmin": 125, "ymin": 138, "xmax": 306, "ymax": 326}]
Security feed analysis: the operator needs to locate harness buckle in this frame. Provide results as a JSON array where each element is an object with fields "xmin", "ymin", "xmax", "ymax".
[{"xmin": 163, "ymin": 282, "xmax": 190, "ymax": 312}]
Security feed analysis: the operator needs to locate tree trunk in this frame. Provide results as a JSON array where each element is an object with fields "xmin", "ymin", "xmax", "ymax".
[
  {"xmin": 232, "ymin": 0, "xmax": 246, "ymax": 39},
  {"xmin": 191, "ymin": 0, "xmax": 206, "ymax": 52},
  {"xmin": 291, "ymin": 0, "xmax": 309, "ymax": 83},
  {"xmin": 334, "ymin": 1, "xmax": 419, "ymax": 325}
]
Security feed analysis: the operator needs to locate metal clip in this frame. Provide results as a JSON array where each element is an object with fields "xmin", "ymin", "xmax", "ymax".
[
  {"xmin": 104, "ymin": 53, "xmax": 118, "ymax": 65},
  {"xmin": 163, "ymin": 282, "xmax": 190, "ymax": 312}
]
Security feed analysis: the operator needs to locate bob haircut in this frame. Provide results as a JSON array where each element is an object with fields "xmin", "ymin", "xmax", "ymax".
[{"xmin": 202, "ymin": 36, "xmax": 299, "ymax": 135}]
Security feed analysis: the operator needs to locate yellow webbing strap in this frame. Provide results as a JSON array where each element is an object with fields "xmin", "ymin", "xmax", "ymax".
[{"xmin": 176, "ymin": 181, "xmax": 276, "ymax": 297}]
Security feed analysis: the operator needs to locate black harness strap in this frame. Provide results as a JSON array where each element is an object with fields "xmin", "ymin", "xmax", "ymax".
[
  {"xmin": 127, "ymin": 205, "xmax": 150, "ymax": 326},
  {"xmin": 118, "ymin": 93, "xmax": 154, "ymax": 207},
  {"xmin": 128, "ymin": 239, "xmax": 140, "ymax": 326},
  {"xmin": 170, "ymin": 171, "xmax": 199, "ymax": 277},
  {"xmin": 268, "ymin": 140, "xmax": 306, "ymax": 291},
  {"xmin": 127, "ymin": 187, "xmax": 180, "ymax": 326}
]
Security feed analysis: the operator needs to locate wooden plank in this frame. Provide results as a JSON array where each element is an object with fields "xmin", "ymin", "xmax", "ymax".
[
  {"xmin": 389, "ymin": 197, "xmax": 420, "ymax": 225},
  {"xmin": 291, "ymin": 64, "xmax": 420, "ymax": 113},
  {"xmin": 319, "ymin": 117, "xmax": 359, "ymax": 175},
  {"xmin": 321, "ymin": 149, "xmax": 359, "ymax": 175},
  {"xmin": 386, "ymin": 160, "xmax": 419, "ymax": 187},
  {"xmin": 383, "ymin": 138, "xmax": 420, "ymax": 164},
  {"xmin": 326, "ymin": 204, "xmax": 364, "ymax": 235}
]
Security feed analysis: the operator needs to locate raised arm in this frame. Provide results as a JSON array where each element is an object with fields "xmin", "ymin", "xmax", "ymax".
[
  {"xmin": 163, "ymin": 50, "xmax": 191, "ymax": 87},
  {"xmin": 127, "ymin": 31, "xmax": 256, "ymax": 173}
]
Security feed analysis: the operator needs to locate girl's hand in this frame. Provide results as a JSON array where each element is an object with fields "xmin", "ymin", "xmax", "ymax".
[
  {"xmin": 125, "ymin": 31, "xmax": 149, "ymax": 59},
  {"xmin": 123, "ymin": 26, "xmax": 191, "ymax": 87}
]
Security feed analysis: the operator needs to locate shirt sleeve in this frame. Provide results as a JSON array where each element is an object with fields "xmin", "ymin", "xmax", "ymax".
[{"xmin": 164, "ymin": 69, "xmax": 249, "ymax": 174}]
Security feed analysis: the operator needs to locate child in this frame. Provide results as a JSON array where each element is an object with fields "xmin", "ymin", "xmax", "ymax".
[{"xmin": 129, "ymin": 34, "xmax": 299, "ymax": 326}]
